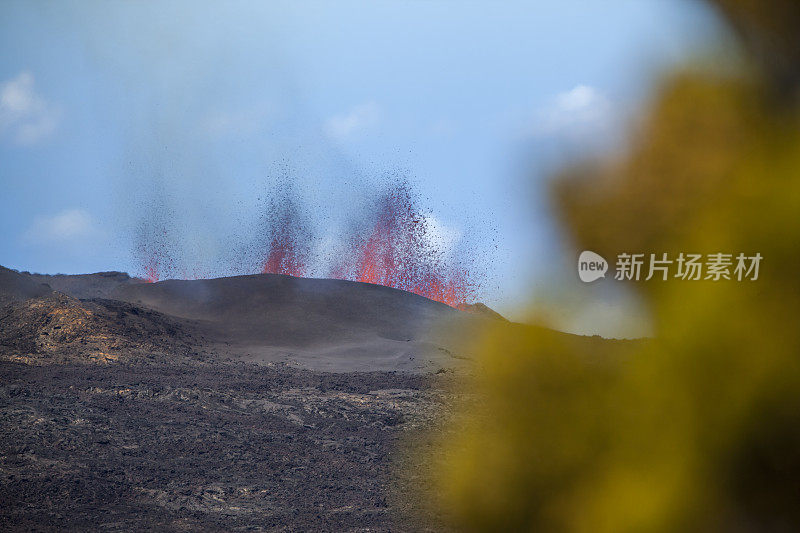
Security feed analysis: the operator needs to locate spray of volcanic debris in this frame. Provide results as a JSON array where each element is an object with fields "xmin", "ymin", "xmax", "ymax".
[
  {"xmin": 133, "ymin": 192, "xmax": 179, "ymax": 283},
  {"xmin": 259, "ymin": 179, "xmax": 313, "ymax": 277},
  {"xmin": 332, "ymin": 181, "xmax": 482, "ymax": 307},
  {"xmin": 131, "ymin": 173, "xmax": 489, "ymax": 308}
]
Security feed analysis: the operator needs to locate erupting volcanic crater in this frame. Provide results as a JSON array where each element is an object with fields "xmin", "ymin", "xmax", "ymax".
[{"xmin": 136, "ymin": 180, "xmax": 487, "ymax": 309}]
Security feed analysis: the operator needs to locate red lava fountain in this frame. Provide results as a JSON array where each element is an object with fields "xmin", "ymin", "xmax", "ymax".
[
  {"xmin": 262, "ymin": 235, "xmax": 306, "ymax": 277},
  {"xmin": 143, "ymin": 260, "xmax": 159, "ymax": 283},
  {"xmin": 259, "ymin": 183, "xmax": 310, "ymax": 278},
  {"xmin": 341, "ymin": 182, "xmax": 479, "ymax": 307},
  {"xmin": 134, "ymin": 179, "xmax": 483, "ymax": 307},
  {"xmin": 135, "ymin": 228, "xmax": 172, "ymax": 284}
]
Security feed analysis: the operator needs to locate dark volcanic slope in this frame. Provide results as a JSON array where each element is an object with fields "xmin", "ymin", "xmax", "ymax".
[
  {"xmin": 112, "ymin": 274, "xmax": 458, "ymax": 341},
  {"xmin": 26, "ymin": 270, "xmax": 145, "ymax": 299},
  {"xmin": 111, "ymin": 274, "xmax": 481, "ymax": 372},
  {"xmin": 0, "ymin": 267, "xmax": 486, "ymax": 372},
  {"xmin": 0, "ymin": 266, "xmax": 51, "ymax": 304},
  {"xmin": 0, "ymin": 293, "xmax": 201, "ymax": 365}
]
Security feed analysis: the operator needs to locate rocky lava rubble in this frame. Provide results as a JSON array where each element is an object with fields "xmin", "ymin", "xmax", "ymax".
[{"xmin": 0, "ymin": 361, "xmax": 453, "ymax": 531}]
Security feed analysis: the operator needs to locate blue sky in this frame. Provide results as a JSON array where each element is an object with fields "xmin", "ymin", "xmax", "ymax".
[{"xmin": 0, "ymin": 1, "xmax": 722, "ymax": 332}]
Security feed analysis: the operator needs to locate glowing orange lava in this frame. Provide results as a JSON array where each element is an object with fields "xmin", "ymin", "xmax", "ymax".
[
  {"xmin": 262, "ymin": 235, "xmax": 306, "ymax": 277},
  {"xmin": 143, "ymin": 261, "xmax": 159, "ymax": 283},
  {"xmin": 134, "ymin": 180, "xmax": 482, "ymax": 307},
  {"xmin": 259, "ymin": 184, "xmax": 310, "ymax": 277},
  {"xmin": 344, "ymin": 183, "xmax": 478, "ymax": 307}
]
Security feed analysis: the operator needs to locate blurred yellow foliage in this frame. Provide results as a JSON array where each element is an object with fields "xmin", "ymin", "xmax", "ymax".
[{"xmin": 431, "ymin": 1, "xmax": 800, "ymax": 531}]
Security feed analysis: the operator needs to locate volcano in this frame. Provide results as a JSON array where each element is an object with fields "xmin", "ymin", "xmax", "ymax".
[
  {"xmin": 0, "ymin": 265, "xmax": 626, "ymax": 530},
  {"xmin": 0, "ymin": 266, "xmax": 496, "ymax": 372}
]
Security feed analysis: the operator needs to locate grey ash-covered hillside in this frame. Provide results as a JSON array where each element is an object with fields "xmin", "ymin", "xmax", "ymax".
[{"xmin": 0, "ymin": 265, "xmax": 504, "ymax": 371}]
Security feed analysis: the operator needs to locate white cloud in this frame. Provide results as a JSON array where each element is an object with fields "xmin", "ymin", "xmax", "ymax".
[
  {"xmin": 554, "ymin": 85, "xmax": 601, "ymax": 112},
  {"xmin": 23, "ymin": 209, "xmax": 103, "ymax": 245},
  {"xmin": 324, "ymin": 102, "xmax": 380, "ymax": 140},
  {"xmin": 533, "ymin": 84, "xmax": 614, "ymax": 140},
  {"xmin": 0, "ymin": 71, "xmax": 61, "ymax": 145}
]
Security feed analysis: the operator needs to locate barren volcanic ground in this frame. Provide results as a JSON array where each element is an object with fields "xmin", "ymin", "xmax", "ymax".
[
  {"xmin": 0, "ymin": 266, "xmax": 494, "ymax": 531},
  {"xmin": 0, "ymin": 266, "xmax": 628, "ymax": 530},
  {"xmin": 0, "ymin": 361, "xmax": 456, "ymax": 531}
]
